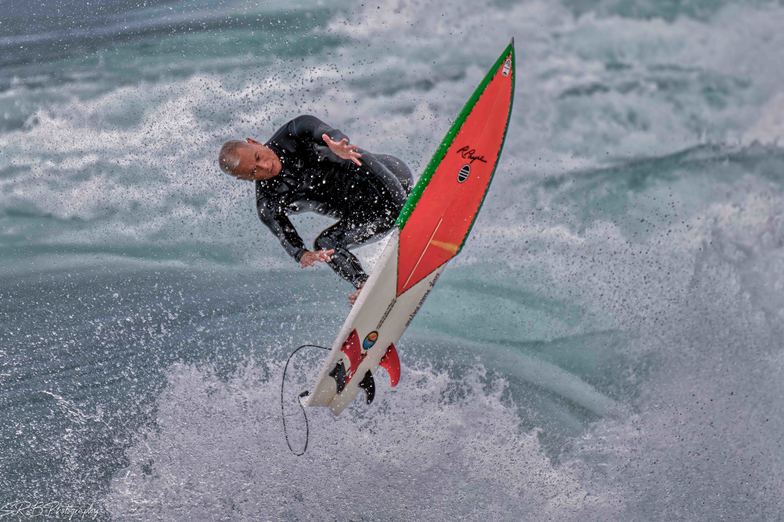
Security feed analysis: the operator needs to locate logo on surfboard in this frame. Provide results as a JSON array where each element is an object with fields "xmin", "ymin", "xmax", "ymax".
[
  {"xmin": 457, "ymin": 164, "xmax": 470, "ymax": 183},
  {"xmin": 456, "ymin": 145, "xmax": 487, "ymax": 164},
  {"xmin": 362, "ymin": 331, "xmax": 378, "ymax": 350}
]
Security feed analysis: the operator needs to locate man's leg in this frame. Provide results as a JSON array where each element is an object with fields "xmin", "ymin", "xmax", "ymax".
[
  {"xmin": 373, "ymin": 153, "xmax": 414, "ymax": 193},
  {"xmin": 314, "ymin": 211, "xmax": 396, "ymax": 289},
  {"xmin": 315, "ymin": 153, "xmax": 413, "ymax": 288}
]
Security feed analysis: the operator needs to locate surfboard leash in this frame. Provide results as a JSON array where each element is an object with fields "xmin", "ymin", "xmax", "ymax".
[{"xmin": 280, "ymin": 343, "xmax": 329, "ymax": 456}]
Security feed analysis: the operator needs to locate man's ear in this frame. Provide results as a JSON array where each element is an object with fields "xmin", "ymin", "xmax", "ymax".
[{"xmin": 246, "ymin": 137, "xmax": 261, "ymax": 145}]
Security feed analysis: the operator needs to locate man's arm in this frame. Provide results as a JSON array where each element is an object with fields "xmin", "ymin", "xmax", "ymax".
[
  {"xmin": 255, "ymin": 193, "xmax": 307, "ymax": 262},
  {"xmin": 255, "ymin": 190, "xmax": 334, "ymax": 267},
  {"xmin": 286, "ymin": 114, "xmax": 364, "ymax": 165},
  {"xmin": 287, "ymin": 114, "xmax": 348, "ymax": 145},
  {"xmin": 289, "ymin": 115, "xmax": 403, "ymax": 203}
]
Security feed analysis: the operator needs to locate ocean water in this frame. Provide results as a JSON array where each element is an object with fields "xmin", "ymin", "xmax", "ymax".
[{"xmin": 2, "ymin": 0, "xmax": 784, "ymax": 519}]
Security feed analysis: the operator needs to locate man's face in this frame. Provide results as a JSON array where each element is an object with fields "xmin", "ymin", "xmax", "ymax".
[{"xmin": 232, "ymin": 139, "xmax": 282, "ymax": 181}]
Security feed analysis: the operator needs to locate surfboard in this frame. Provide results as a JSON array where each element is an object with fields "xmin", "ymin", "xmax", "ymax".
[{"xmin": 307, "ymin": 40, "xmax": 516, "ymax": 415}]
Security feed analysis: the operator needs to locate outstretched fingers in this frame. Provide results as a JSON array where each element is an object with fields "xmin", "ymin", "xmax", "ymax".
[{"xmin": 322, "ymin": 133, "xmax": 363, "ymax": 166}]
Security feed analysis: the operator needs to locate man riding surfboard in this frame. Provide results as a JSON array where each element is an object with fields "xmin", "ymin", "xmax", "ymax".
[{"xmin": 218, "ymin": 114, "xmax": 413, "ymax": 303}]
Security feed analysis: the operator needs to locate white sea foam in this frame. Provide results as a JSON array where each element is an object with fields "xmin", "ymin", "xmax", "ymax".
[{"xmin": 106, "ymin": 360, "xmax": 613, "ymax": 520}]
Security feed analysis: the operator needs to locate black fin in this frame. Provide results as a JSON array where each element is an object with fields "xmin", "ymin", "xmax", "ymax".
[
  {"xmin": 358, "ymin": 370, "xmax": 375, "ymax": 405},
  {"xmin": 329, "ymin": 361, "xmax": 347, "ymax": 394}
]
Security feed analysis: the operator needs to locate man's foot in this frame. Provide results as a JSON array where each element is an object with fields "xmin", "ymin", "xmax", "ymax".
[{"xmin": 348, "ymin": 284, "xmax": 364, "ymax": 305}]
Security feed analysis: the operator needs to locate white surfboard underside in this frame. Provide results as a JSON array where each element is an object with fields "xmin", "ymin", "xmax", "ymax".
[{"xmin": 307, "ymin": 228, "xmax": 444, "ymax": 414}]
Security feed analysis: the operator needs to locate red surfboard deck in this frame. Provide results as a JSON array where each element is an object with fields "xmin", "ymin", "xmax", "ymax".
[{"xmin": 396, "ymin": 44, "xmax": 515, "ymax": 295}]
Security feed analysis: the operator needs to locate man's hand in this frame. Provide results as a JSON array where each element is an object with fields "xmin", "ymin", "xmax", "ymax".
[
  {"xmin": 299, "ymin": 249, "xmax": 334, "ymax": 267},
  {"xmin": 322, "ymin": 133, "xmax": 363, "ymax": 166}
]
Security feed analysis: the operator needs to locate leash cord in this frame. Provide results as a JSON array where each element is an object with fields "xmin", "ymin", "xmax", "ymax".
[{"xmin": 280, "ymin": 343, "xmax": 329, "ymax": 456}]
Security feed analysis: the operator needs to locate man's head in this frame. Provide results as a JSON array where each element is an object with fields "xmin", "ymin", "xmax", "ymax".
[{"xmin": 218, "ymin": 138, "xmax": 282, "ymax": 181}]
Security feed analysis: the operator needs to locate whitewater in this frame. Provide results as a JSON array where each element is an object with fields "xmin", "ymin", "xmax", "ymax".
[{"xmin": 2, "ymin": 0, "xmax": 784, "ymax": 519}]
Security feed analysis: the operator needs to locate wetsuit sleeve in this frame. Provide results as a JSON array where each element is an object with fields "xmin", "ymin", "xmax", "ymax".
[
  {"xmin": 290, "ymin": 115, "xmax": 407, "ymax": 206},
  {"xmin": 287, "ymin": 114, "xmax": 348, "ymax": 145},
  {"xmin": 255, "ymin": 193, "xmax": 307, "ymax": 262},
  {"xmin": 287, "ymin": 114, "xmax": 357, "ymax": 165}
]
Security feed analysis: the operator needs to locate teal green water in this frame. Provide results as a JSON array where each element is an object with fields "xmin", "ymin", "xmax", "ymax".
[{"xmin": 2, "ymin": 0, "xmax": 784, "ymax": 519}]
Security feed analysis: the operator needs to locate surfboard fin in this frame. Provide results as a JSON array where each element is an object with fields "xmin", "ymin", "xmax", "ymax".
[
  {"xmin": 329, "ymin": 330, "xmax": 370, "ymax": 396},
  {"xmin": 340, "ymin": 330, "xmax": 363, "ymax": 371},
  {"xmin": 329, "ymin": 361, "xmax": 347, "ymax": 394},
  {"xmin": 379, "ymin": 343, "xmax": 401, "ymax": 387},
  {"xmin": 358, "ymin": 370, "xmax": 375, "ymax": 405}
]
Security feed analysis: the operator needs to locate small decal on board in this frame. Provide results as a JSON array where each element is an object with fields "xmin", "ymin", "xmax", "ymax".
[
  {"xmin": 376, "ymin": 298, "xmax": 397, "ymax": 330},
  {"xmin": 362, "ymin": 331, "xmax": 379, "ymax": 350},
  {"xmin": 458, "ymin": 164, "xmax": 470, "ymax": 183},
  {"xmin": 404, "ymin": 272, "xmax": 443, "ymax": 328}
]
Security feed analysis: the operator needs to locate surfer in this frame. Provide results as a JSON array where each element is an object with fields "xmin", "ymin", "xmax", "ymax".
[{"xmin": 218, "ymin": 114, "xmax": 413, "ymax": 303}]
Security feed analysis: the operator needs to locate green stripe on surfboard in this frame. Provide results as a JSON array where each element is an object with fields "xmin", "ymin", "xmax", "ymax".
[
  {"xmin": 395, "ymin": 40, "xmax": 515, "ymax": 230},
  {"xmin": 456, "ymin": 42, "xmax": 515, "ymax": 254}
]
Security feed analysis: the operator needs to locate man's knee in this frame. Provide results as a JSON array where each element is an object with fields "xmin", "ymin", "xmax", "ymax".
[{"xmin": 376, "ymin": 154, "xmax": 413, "ymax": 193}]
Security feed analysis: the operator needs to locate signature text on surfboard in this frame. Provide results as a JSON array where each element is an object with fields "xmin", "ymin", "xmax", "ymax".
[{"xmin": 456, "ymin": 146, "xmax": 487, "ymax": 164}]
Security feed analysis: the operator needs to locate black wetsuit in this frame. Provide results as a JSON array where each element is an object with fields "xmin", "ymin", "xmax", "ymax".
[{"xmin": 257, "ymin": 114, "xmax": 413, "ymax": 288}]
